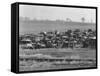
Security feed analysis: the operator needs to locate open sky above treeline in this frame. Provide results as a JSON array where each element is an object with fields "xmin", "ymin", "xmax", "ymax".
[{"xmin": 19, "ymin": 5, "xmax": 96, "ymax": 23}]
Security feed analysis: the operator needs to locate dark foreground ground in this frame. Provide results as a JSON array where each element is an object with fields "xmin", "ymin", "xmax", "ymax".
[{"xmin": 19, "ymin": 48, "xmax": 96, "ymax": 71}]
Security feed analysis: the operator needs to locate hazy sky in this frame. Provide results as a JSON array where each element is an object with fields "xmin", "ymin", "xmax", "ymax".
[{"xmin": 19, "ymin": 5, "xmax": 96, "ymax": 23}]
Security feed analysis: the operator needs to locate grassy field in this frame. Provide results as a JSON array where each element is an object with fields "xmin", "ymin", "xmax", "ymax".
[
  {"xmin": 19, "ymin": 21, "xmax": 96, "ymax": 34},
  {"xmin": 19, "ymin": 48, "xmax": 96, "ymax": 71}
]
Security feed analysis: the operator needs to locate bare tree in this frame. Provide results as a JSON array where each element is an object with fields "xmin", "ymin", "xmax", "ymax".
[
  {"xmin": 66, "ymin": 18, "xmax": 71, "ymax": 22},
  {"xmin": 81, "ymin": 17, "xmax": 85, "ymax": 23}
]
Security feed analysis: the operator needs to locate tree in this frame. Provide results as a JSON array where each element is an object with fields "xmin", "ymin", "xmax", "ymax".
[
  {"xmin": 81, "ymin": 17, "xmax": 85, "ymax": 23},
  {"xmin": 66, "ymin": 18, "xmax": 71, "ymax": 22}
]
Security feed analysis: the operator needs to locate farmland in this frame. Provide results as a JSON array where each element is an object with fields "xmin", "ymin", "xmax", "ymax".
[
  {"xmin": 19, "ymin": 47, "xmax": 96, "ymax": 71},
  {"xmin": 19, "ymin": 20, "xmax": 96, "ymax": 34}
]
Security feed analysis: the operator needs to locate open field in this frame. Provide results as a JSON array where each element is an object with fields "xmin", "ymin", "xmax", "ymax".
[
  {"xmin": 19, "ymin": 21, "xmax": 96, "ymax": 34},
  {"xmin": 19, "ymin": 48, "xmax": 96, "ymax": 71}
]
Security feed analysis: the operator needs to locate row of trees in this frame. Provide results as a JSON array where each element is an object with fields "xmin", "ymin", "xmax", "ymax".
[{"xmin": 20, "ymin": 17, "xmax": 91, "ymax": 23}]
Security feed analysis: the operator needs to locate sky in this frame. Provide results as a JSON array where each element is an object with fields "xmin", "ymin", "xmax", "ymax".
[{"xmin": 19, "ymin": 5, "xmax": 96, "ymax": 23}]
